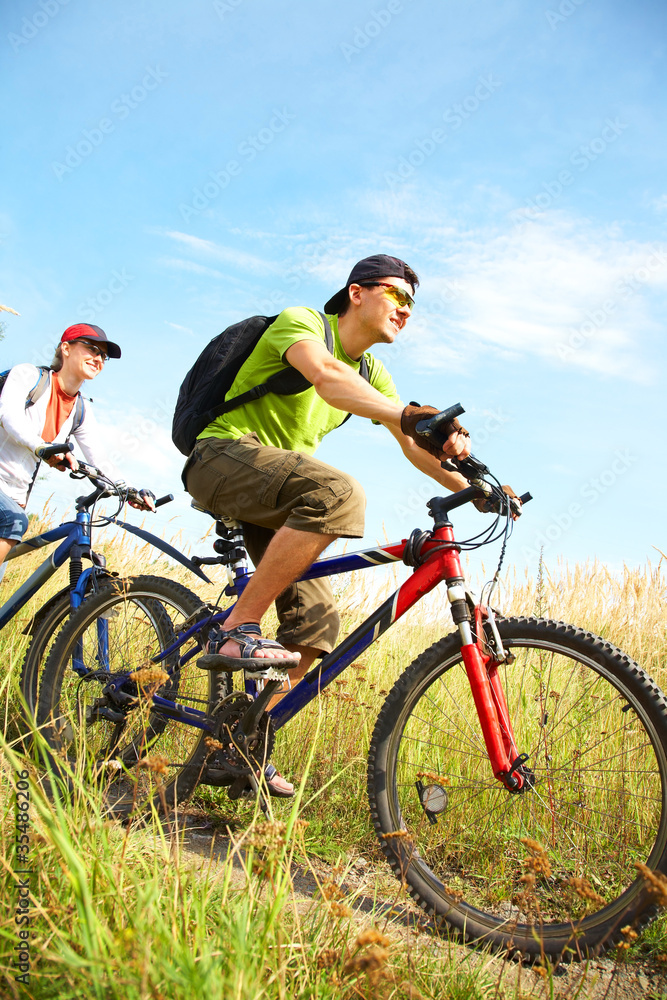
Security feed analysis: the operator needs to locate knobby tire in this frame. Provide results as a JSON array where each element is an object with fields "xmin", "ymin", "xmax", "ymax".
[
  {"xmin": 37, "ymin": 576, "xmax": 221, "ymax": 820},
  {"xmin": 367, "ymin": 616, "xmax": 667, "ymax": 962}
]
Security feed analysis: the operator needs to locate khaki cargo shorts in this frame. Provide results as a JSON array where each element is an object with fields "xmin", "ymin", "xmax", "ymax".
[{"xmin": 185, "ymin": 433, "xmax": 366, "ymax": 653}]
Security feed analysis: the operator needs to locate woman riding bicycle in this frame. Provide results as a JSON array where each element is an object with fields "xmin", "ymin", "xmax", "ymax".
[{"xmin": 0, "ymin": 322, "xmax": 154, "ymax": 571}]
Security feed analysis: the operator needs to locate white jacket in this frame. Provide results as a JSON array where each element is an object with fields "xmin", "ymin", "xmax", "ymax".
[{"xmin": 0, "ymin": 364, "xmax": 117, "ymax": 504}]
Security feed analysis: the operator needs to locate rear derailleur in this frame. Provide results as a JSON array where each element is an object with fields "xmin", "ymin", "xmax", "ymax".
[{"xmin": 83, "ymin": 672, "xmax": 139, "ymax": 726}]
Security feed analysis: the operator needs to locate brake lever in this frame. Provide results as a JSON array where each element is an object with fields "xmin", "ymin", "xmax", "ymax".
[{"xmin": 441, "ymin": 455, "xmax": 490, "ymax": 479}]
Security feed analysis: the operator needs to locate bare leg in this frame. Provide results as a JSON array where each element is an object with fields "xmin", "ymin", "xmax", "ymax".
[
  {"xmin": 0, "ymin": 538, "xmax": 17, "ymax": 568},
  {"xmin": 220, "ymin": 526, "xmax": 337, "ymax": 661}
]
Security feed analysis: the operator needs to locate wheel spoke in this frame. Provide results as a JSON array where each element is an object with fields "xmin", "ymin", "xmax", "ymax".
[{"xmin": 369, "ymin": 619, "xmax": 667, "ymax": 959}]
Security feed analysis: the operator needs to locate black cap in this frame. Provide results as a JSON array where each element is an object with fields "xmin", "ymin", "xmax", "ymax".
[
  {"xmin": 60, "ymin": 323, "xmax": 121, "ymax": 359},
  {"xmin": 324, "ymin": 254, "xmax": 417, "ymax": 315}
]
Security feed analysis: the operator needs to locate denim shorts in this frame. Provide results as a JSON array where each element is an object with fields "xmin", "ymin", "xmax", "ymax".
[{"xmin": 0, "ymin": 488, "xmax": 29, "ymax": 542}]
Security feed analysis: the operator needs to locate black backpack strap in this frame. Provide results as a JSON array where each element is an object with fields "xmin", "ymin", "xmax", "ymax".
[
  {"xmin": 203, "ymin": 310, "xmax": 368, "ymax": 425},
  {"xmin": 204, "ymin": 311, "xmax": 336, "ymax": 423}
]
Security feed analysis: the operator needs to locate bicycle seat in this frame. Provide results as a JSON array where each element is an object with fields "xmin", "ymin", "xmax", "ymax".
[
  {"xmin": 190, "ymin": 499, "xmax": 215, "ymax": 517},
  {"xmin": 189, "ymin": 498, "xmax": 241, "ymax": 531}
]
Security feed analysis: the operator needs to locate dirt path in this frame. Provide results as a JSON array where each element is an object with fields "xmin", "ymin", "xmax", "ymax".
[{"xmin": 177, "ymin": 810, "xmax": 666, "ymax": 1000}]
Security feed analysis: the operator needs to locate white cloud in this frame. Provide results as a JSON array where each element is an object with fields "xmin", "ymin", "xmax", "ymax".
[
  {"xmin": 409, "ymin": 215, "xmax": 667, "ymax": 381},
  {"xmin": 161, "ymin": 230, "xmax": 278, "ymax": 274},
  {"xmin": 154, "ymin": 200, "xmax": 666, "ymax": 383},
  {"xmin": 166, "ymin": 321, "xmax": 194, "ymax": 335}
]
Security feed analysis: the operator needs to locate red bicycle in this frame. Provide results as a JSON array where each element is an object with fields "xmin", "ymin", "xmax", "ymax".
[{"xmin": 38, "ymin": 405, "xmax": 667, "ymax": 963}]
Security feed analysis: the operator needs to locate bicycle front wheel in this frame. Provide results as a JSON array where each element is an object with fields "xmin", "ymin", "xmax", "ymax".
[
  {"xmin": 368, "ymin": 616, "xmax": 667, "ymax": 962},
  {"xmin": 37, "ymin": 576, "xmax": 218, "ymax": 819},
  {"xmin": 19, "ymin": 573, "xmax": 115, "ymax": 727}
]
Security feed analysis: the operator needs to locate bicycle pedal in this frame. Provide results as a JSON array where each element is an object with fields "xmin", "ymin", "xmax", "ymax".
[{"xmin": 244, "ymin": 665, "xmax": 290, "ymax": 682}]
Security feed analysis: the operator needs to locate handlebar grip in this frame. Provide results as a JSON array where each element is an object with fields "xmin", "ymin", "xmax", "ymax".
[
  {"xmin": 37, "ymin": 442, "xmax": 74, "ymax": 460},
  {"xmin": 519, "ymin": 492, "xmax": 533, "ymax": 504},
  {"xmin": 155, "ymin": 494, "xmax": 174, "ymax": 508},
  {"xmin": 415, "ymin": 402, "xmax": 465, "ymax": 443}
]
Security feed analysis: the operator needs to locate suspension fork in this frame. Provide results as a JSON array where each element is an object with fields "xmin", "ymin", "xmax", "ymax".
[{"xmin": 436, "ymin": 524, "xmax": 526, "ymax": 791}]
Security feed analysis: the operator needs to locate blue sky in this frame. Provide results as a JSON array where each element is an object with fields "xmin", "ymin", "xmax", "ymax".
[{"xmin": 1, "ymin": 0, "xmax": 665, "ymax": 579}]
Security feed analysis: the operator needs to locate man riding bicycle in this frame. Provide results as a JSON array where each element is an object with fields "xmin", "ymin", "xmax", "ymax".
[{"xmin": 184, "ymin": 254, "xmax": 475, "ymax": 794}]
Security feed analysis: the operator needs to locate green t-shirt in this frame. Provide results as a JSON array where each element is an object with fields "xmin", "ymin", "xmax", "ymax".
[{"xmin": 199, "ymin": 307, "xmax": 401, "ymax": 454}]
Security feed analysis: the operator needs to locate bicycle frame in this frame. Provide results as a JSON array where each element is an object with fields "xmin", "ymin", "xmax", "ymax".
[
  {"xmin": 0, "ymin": 514, "xmax": 95, "ymax": 629},
  {"xmin": 146, "ymin": 493, "xmax": 527, "ymax": 792}
]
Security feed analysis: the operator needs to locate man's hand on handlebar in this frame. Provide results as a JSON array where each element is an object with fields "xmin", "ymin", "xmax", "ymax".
[
  {"xmin": 128, "ymin": 489, "xmax": 156, "ymax": 513},
  {"xmin": 474, "ymin": 484, "xmax": 522, "ymax": 520},
  {"xmin": 401, "ymin": 403, "xmax": 472, "ymax": 461}
]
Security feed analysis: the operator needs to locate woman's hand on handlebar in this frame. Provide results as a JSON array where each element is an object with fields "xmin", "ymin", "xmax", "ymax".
[{"xmin": 46, "ymin": 451, "xmax": 79, "ymax": 473}]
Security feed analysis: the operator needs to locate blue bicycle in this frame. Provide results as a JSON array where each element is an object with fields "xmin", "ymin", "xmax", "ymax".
[{"xmin": 8, "ymin": 445, "xmax": 207, "ymax": 724}]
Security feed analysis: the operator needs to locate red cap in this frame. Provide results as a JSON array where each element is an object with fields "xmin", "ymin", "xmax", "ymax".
[{"xmin": 60, "ymin": 324, "xmax": 121, "ymax": 359}]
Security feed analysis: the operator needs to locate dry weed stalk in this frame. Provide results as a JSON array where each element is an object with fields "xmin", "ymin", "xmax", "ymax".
[
  {"xmin": 129, "ymin": 666, "xmax": 170, "ymax": 689},
  {"xmin": 342, "ymin": 945, "xmax": 389, "ymax": 985},
  {"xmin": 635, "ymin": 862, "xmax": 667, "ymax": 905},
  {"xmin": 137, "ymin": 754, "xmax": 169, "ymax": 776},
  {"xmin": 566, "ymin": 876, "xmax": 605, "ymax": 906},
  {"xmin": 520, "ymin": 838, "xmax": 552, "ymax": 879}
]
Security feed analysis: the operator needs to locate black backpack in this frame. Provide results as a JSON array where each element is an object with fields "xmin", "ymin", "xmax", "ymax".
[{"xmin": 172, "ymin": 311, "xmax": 369, "ymax": 456}]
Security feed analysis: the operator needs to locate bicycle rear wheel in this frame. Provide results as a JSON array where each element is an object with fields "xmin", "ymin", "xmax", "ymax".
[
  {"xmin": 37, "ymin": 576, "xmax": 219, "ymax": 820},
  {"xmin": 368, "ymin": 616, "xmax": 667, "ymax": 962}
]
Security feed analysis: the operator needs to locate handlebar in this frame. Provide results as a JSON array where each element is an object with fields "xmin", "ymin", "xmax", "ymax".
[
  {"xmin": 415, "ymin": 403, "xmax": 464, "ymax": 448},
  {"xmin": 69, "ymin": 463, "xmax": 174, "ymax": 514},
  {"xmin": 36, "ymin": 442, "xmax": 74, "ymax": 460},
  {"xmin": 415, "ymin": 404, "xmax": 490, "ymax": 482},
  {"xmin": 416, "ymin": 404, "xmax": 532, "ymax": 517}
]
